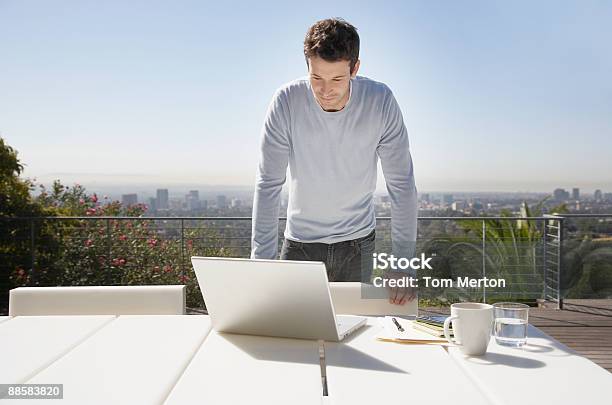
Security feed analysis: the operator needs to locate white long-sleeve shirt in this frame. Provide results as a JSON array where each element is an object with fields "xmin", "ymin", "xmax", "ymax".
[{"xmin": 251, "ymin": 76, "xmax": 417, "ymax": 259}]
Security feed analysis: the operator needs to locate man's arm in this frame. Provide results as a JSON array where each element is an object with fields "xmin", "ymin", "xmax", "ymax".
[
  {"xmin": 250, "ymin": 90, "xmax": 291, "ymax": 259},
  {"xmin": 377, "ymin": 89, "xmax": 418, "ymax": 257},
  {"xmin": 377, "ymin": 89, "xmax": 418, "ymax": 303}
]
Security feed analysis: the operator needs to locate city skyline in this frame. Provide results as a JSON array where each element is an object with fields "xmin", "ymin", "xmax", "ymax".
[
  {"xmin": 69, "ymin": 185, "xmax": 610, "ymax": 206},
  {"xmin": 2, "ymin": 1, "xmax": 611, "ymax": 192},
  {"xmin": 107, "ymin": 185, "xmax": 612, "ymax": 219},
  {"xmin": 28, "ymin": 173, "xmax": 612, "ymax": 196}
]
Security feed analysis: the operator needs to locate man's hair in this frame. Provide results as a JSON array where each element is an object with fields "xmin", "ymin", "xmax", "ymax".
[{"xmin": 303, "ymin": 18, "xmax": 360, "ymax": 73}]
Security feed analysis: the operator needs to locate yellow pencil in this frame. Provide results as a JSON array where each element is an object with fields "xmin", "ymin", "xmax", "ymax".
[{"xmin": 376, "ymin": 337, "xmax": 450, "ymax": 345}]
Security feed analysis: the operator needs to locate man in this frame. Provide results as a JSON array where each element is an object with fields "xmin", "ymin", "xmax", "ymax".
[{"xmin": 251, "ymin": 18, "xmax": 417, "ymax": 305}]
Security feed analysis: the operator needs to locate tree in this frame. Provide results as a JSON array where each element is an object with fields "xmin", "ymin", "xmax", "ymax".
[
  {"xmin": 419, "ymin": 199, "xmax": 569, "ymax": 303},
  {"xmin": 0, "ymin": 137, "xmax": 49, "ymax": 312}
]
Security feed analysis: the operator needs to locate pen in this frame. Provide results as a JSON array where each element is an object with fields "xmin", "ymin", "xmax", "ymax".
[{"xmin": 392, "ymin": 317, "xmax": 405, "ymax": 332}]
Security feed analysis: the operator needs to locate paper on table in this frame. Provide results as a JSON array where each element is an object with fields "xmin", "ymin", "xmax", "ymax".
[{"xmin": 376, "ymin": 316, "xmax": 449, "ymax": 345}]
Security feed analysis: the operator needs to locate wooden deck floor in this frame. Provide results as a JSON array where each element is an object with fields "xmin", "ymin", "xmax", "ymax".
[{"xmin": 422, "ymin": 299, "xmax": 612, "ymax": 373}]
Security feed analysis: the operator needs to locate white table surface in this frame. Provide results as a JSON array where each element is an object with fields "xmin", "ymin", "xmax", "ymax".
[
  {"xmin": 447, "ymin": 325, "xmax": 612, "ymax": 405},
  {"xmin": 0, "ymin": 315, "xmax": 115, "ymax": 384},
  {"xmin": 2, "ymin": 314, "xmax": 611, "ymax": 404},
  {"xmin": 0, "ymin": 316, "xmax": 11, "ymax": 324},
  {"xmin": 165, "ymin": 330, "xmax": 323, "ymax": 405},
  {"xmin": 324, "ymin": 317, "xmax": 490, "ymax": 404},
  {"xmin": 13, "ymin": 315, "xmax": 211, "ymax": 405}
]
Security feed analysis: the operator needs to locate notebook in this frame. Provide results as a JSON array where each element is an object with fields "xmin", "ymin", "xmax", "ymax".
[
  {"xmin": 414, "ymin": 315, "xmax": 453, "ymax": 337},
  {"xmin": 376, "ymin": 316, "xmax": 449, "ymax": 345}
]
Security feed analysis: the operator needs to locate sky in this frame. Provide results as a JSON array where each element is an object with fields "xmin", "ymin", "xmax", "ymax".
[{"xmin": 1, "ymin": 0, "xmax": 611, "ymax": 193}]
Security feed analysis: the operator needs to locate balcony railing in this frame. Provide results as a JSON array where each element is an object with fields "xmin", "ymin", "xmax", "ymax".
[{"xmin": 2, "ymin": 215, "xmax": 612, "ymax": 311}]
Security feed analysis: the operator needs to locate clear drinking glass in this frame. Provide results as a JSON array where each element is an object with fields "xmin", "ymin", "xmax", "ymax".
[{"xmin": 493, "ymin": 302, "xmax": 529, "ymax": 347}]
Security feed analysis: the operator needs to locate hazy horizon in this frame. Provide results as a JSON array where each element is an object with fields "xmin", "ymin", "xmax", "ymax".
[{"xmin": 26, "ymin": 171, "xmax": 605, "ymax": 196}]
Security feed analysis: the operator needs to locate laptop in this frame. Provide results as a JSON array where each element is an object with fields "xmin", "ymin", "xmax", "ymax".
[{"xmin": 191, "ymin": 256, "xmax": 367, "ymax": 341}]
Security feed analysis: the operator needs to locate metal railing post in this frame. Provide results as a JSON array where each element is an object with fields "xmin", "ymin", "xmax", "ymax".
[
  {"xmin": 482, "ymin": 220, "xmax": 486, "ymax": 303},
  {"xmin": 30, "ymin": 218, "xmax": 36, "ymax": 285},
  {"xmin": 557, "ymin": 217, "xmax": 564, "ymax": 310},
  {"xmin": 541, "ymin": 219, "xmax": 547, "ymax": 301},
  {"xmin": 180, "ymin": 219, "xmax": 185, "ymax": 277},
  {"xmin": 106, "ymin": 219, "xmax": 111, "ymax": 273}
]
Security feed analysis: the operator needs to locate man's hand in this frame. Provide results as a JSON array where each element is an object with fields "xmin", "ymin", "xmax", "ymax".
[{"xmin": 384, "ymin": 271, "xmax": 417, "ymax": 305}]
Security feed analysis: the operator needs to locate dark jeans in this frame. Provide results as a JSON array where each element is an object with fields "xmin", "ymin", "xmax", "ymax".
[{"xmin": 280, "ymin": 230, "xmax": 375, "ymax": 282}]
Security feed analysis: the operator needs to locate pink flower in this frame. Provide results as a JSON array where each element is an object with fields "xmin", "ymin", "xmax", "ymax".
[
  {"xmin": 79, "ymin": 198, "xmax": 85, "ymax": 205},
  {"xmin": 178, "ymin": 275, "xmax": 190, "ymax": 283},
  {"xmin": 86, "ymin": 207, "xmax": 96, "ymax": 216},
  {"xmin": 85, "ymin": 239, "xmax": 93, "ymax": 247},
  {"xmin": 147, "ymin": 238, "xmax": 158, "ymax": 247},
  {"xmin": 163, "ymin": 265, "xmax": 172, "ymax": 273},
  {"xmin": 91, "ymin": 194, "xmax": 98, "ymax": 203},
  {"xmin": 118, "ymin": 234, "xmax": 127, "ymax": 241}
]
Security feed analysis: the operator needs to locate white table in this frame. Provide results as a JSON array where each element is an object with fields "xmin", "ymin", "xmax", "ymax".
[
  {"xmin": 165, "ymin": 331, "xmax": 323, "ymax": 404},
  {"xmin": 1, "ymin": 315, "xmax": 611, "ymax": 404},
  {"xmin": 447, "ymin": 325, "xmax": 612, "ymax": 405},
  {"xmin": 324, "ymin": 318, "xmax": 490, "ymax": 404},
  {"xmin": 25, "ymin": 315, "xmax": 211, "ymax": 405},
  {"xmin": 0, "ymin": 315, "xmax": 115, "ymax": 384}
]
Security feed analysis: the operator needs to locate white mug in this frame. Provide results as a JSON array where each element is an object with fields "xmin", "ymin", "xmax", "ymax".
[{"xmin": 443, "ymin": 303, "xmax": 494, "ymax": 356}]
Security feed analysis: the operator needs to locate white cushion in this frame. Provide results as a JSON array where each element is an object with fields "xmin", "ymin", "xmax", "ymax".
[
  {"xmin": 329, "ymin": 282, "xmax": 418, "ymax": 316},
  {"xmin": 9, "ymin": 285, "xmax": 186, "ymax": 316}
]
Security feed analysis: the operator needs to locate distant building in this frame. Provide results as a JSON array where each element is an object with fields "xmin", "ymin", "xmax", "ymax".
[
  {"xmin": 451, "ymin": 201, "xmax": 465, "ymax": 211},
  {"xmin": 216, "ymin": 195, "xmax": 227, "ymax": 209},
  {"xmin": 186, "ymin": 199, "xmax": 199, "ymax": 211},
  {"xmin": 186, "ymin": 190, "xmax": 200, "ymax": 211},
  {"xmin": 443, "ymin": 194, "xmax": 454, "ymax": 205},
  {"xmin": 230, "ymin": 198, "xmax": 242, "ymax": 208},
  {"xmin": 553, "ymin": 188, "xmax": 570, "ymax": 201},
  {"xmin": 594, "ymin": 189, "xmax": 602, "ymax": 201},
  {"xmin": 148, "ymin": 197, "xmax": 157, "ymax": 211},
  {"xmin": 420, "ymin": 193, "xmax": 430, "ymax": 204},
  {"xmin": 572, "ymin": 188, "xmax": 580, "ymax": 200},
  {"xmin": 166, "ymin": 198, "xmax": 182, "ymax": 211},
  {"xmin": 156, "ymin": 189, "xmax": 169, "ymax": 210},
  {"xmin": 121, "ymin": 194, "xmax": 138, "ymax": 206},
  {"xmin": 604, "ymin": 193, "xmax": 612, "ymax": 202}
]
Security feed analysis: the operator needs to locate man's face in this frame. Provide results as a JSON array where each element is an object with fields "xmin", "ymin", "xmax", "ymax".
[{"xmin": 308, "ymin": 56, "xmax": 360, "ymax": 112}]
